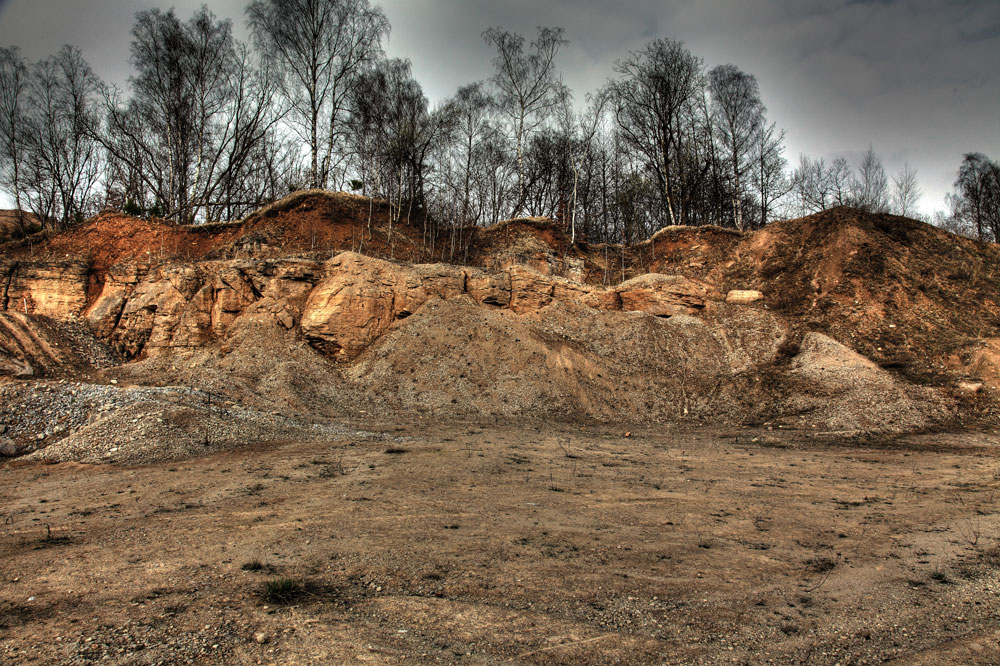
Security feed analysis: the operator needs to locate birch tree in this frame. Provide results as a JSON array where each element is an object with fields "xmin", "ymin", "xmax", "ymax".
[
  {"xmin": 482, "ymin": 26, "xmax": 568, "ymax": 216},
  {"xmin": 247, "ymin": 0, "xmax": 389, "ymax": 189}
]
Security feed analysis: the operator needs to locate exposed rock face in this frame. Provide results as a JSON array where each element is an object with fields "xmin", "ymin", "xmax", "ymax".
[
  {"xmin": 1, "ymin": 251, "xmax": 718, "ymax": 362},
  {"xmin": 617, "ymin": 274, "xmax": 708, "ymax": 317},
  {"xmin": 300, "ymin": 253, "xmax": 466, "ymax": 358},
  {"xmin": 0, "ymin": 250, "xmax": 856, "ymax": 372},
  {"xmin": 99, "ymin": 258, "xmax": 323, "ymax": 358},
  {"xmin": 84, "ymin": 265, "xmax": 147, "ymax": 338},
  {"xmin": 299, "ymin": 253, "xmax": 709, "ymax": 360},
  {"xmin": 3, "ymin": 261, "xmax": 89, "ymax": 317}
]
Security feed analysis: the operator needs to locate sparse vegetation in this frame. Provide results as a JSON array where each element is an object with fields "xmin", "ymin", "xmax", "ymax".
[{"xmin": 261, "ymin": 577, "xmax": 303, "ymax": 604}]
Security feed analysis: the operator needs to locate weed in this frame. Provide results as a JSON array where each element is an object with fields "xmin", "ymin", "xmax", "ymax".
[
  {"xmin": 245, "ymin": 482, "xmax": 266, "ymax": 496},
  {"xmin": 262, "ymin": 578, "xmax": 303, "ymax": 604},
  {"xmin": 930, "ymin": 569, "xmax": 951, "ymax": 584},
  {"xmin": 242, "ymin": 559, "xmax": 264, "ymax": 571}
]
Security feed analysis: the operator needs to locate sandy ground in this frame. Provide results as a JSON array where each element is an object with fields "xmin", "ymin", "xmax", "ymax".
[{"xmin": 2, "ymin": 422, "xmax": 999, "ymax": 665}]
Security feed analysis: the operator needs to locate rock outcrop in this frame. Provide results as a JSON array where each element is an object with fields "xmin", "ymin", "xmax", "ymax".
[
  {"xmin": 2, "ymin": 250, "xmax": 715, "ymax": 362},
  {"xmin": 1, "ymin": 200, "xmax": 997, "ymax": 456},
  {"xmin": 2, "ymin": 261, "xmax": 89, "ymax": 318},
  {"xmin": 617, "ymin": 274, "xmax": 709, "ymax": 317},
  {"xmin": 299, "ymin": 252, "xmax": 710, "ymax": 360}
]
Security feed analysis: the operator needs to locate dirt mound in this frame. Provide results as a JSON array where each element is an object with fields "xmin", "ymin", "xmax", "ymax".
[
  {"xmin": 111, "ymin": 312, "xmax": 372, "ymax": 419},
  {"xmin": 466, "ymin": 217, "xmax": 583, "ymax": 276},
  {"xmin": 645, "ymin": 224, "xmax": 746, "ymax": 280},
  {"xmin": 3, "ymin": 211, "xmax": 242, "ymax": 274},
  {"xmin": 641, "ymin": 207, "xmax": 1000, "ymax": 387},
  {"xmin": 780, "ymin": 332, "xmax": 944, "ymax": 431},
  {"xmin": 0, "ymin": 191, "xmax": 438, "ymax": 271},
  {"xmin": 345, "ymin": 296, "xmax": 941, "ymax": 431},
  {"xmin": 223, "ymin": 189, "xmax": 431, "ymax": 262},
  {"xmin": 0, "ymin": 210, "xmax": 45, "ymax": 242},
  {"xmin": 23, "ymin": 394, "xmax": 380, "ymax": 465}
]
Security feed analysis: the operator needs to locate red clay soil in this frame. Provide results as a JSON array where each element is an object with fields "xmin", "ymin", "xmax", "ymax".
[
  {"xmin": 714, "ymin": 208, "xmax": 1000, "ymax": 383},
  {"xmin": 2, "ymin": 212, "xmax": 241, "ymax": 274},
  {"xmin": 642, "ymin": 224, "xmax": 747, "ymax": 282},
  {"xmin": 220, "ymin": 190, "xmax": 433, "ymax": 262},
  {"xmin": 1, "ymin": 192, "xmax": 460, "ymax": 270}
]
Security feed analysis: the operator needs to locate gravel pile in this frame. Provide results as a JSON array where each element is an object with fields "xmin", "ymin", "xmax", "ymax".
[
  {"xmin": 26, "ymin": 397, "xmax": 380, "ymax": 465},
  {"xmin": 0, "ymin": 380, "xmax": 156, "ymax": 453},
  {"xmin": 46, "ymin": 316, "xmax": 120, "ymax": 369},
  {"xmin": 1, "ymin": 378, "xmax": 382, "ymax": 465}
]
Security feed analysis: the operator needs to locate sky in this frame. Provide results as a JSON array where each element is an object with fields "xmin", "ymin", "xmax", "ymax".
[{"xmin": 1, "ymin": 0, "xmax": 998, "ymax": 217}]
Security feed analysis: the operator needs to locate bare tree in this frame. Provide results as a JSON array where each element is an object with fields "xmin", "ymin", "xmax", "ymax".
[
  {"xmin": 852, "ymin": 145, "xmax": 889, "ymax": 213},
  {"xmin": 953, "ymin": 153, "xmax": 1000, "ymax": 242},
  {"xmin": 791, "ymin": 155, "xmax": 831, "ymax": 214},
  {"xmin": 448, "ymin": 82, "xmax": 493, "ymax": 226},
  {"xmin": 750, "ymin": 119, "xmax": 788, "ymax": 228},
  {"xmin": 933, "ymin": 192, "xmax": 977, "ymax": 239},
  {"xmin": 828, "ymin": 157, "xmax": 853, "ymax": 207},
  {"xmin": 566, "ymin": 93, "xmax": 608, "ymax": 242},
  {"xmin": 709, "ymin": 64, "xmax": 763, "ymax": 230},
  {"xmin": 610, "ymin": 39, "xmax": 704, "ymax": 227},
  {"xmin": 0, "ymin": 46, "xmax": 29, "ymax": 229},
  {"xmin": 891, "ymin": 162, "xmax": 921, "ymax": 217},
  {"xmin": 247, "ymin": 0, "xmax": 389, "ymax": 190},
  {"xmin": 106, "ymin": 7, "xmax": 238, "ymax": 221},
  {"xmin": 21, "ymin": 45, "xmax": 103, "ymax": 227},
  {"xmin": 101, "ymin": 7, "xmax": 281, "ymax": 222},
  {"xmin": 482, "ymin": 26, "xmax": 568, "ymax": 216},
  {"xmin": 202, "ymin": 44, "xmax": 287, "ymax": 220}
]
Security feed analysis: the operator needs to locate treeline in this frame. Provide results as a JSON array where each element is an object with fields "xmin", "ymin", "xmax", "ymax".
[
  {"xmin": 937, "ymin": 153, "xmax": 1000, "ymax": 243},
  {"xmin": 0, "ymin": 0, "xmax": 993, "ymax": 248}
]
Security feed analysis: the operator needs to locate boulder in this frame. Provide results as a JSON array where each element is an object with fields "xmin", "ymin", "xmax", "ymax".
[
  {"xmin": 0, "ymin": 437, "xmax": 18, "ymax": 457},
  {"xmin": 300, "ymin": 252, "xmax": 466, "ymax": 359},
  {"xmin": 725, "ymin": 289, "xmax": 764, "ymax": 304},
  {"xmin": 617, "ymin": 274, "xmax": 707, "ymax": 317}
]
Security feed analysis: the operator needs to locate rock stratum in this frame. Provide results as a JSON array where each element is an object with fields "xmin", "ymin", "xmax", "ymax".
[{"xmin": 1, "ymin": 191, "xmax": 998, "ymax": 462}]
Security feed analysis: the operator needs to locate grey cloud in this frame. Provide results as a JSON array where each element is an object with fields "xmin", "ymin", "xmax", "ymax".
[{"xmin": 1, "ymin": 0, "xmax": 998, "ymax": 215}]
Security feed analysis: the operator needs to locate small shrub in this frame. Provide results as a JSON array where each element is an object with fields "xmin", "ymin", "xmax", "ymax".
[
  {"xmin": 262, "ymin": 578, "xmax": 302, "ymax": 604},
  {"xmin": 242, "ymin": 560, "xmax": 263, "ymax": 571},
  {"xmin": 930, "ymin": 570, "xmax": 951, "ymax": 584}
]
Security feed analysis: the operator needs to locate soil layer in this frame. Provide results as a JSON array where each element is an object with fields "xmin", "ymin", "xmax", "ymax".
[{"xmin": 2, "ymin": 423, "xmax": 999, "ymax": 665}]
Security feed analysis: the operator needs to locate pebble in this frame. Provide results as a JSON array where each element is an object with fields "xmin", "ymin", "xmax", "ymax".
[{"xmin": 0, "ymin": 437, "xmax": 17, "ymax": 457}]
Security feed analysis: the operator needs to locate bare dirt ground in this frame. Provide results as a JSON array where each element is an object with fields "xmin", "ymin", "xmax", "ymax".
[{"xmin": 2, "ymin": 422, "xmax": 999, "ymax": 665}]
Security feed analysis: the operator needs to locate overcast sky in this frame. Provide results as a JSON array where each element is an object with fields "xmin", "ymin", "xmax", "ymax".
[{"xmin": 1, "ymin": 0, "xmax": 998, "ymax": 217}]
